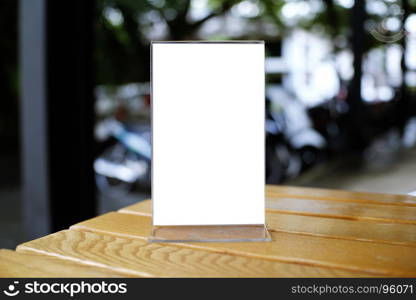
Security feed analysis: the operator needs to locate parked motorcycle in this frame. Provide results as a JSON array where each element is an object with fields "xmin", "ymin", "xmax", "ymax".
[
  {"xmin": 94, "ymin": 118, "xmax": 151, "ymax": 197},
  {"xmin": 266, "ymin": 86, "xmax": 327, "ymax": 184}
]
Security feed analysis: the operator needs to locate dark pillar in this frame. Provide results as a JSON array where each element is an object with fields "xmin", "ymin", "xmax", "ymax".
[
  {"xmin": 347, "ymin": 0, "xmax": 367, "ymax": 149},
  {"xmin": 20, "ymin": 0, "xmax": 97, "ymax": 239},
  {"xmin": 46, "ymin": 1, "xmax": 97, "ymax": 232},
  {"xmin": 20, "ymin": 0, "xmax": 50, "ymax": 239},
  {"xmin": 397, "ymin": 0, "xmax": 410, "ymax": 132}
]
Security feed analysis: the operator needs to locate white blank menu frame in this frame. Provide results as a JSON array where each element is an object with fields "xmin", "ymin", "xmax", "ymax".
[{"xmin": 151, "ymin": 41, "xmax": 270, "ymax": 242}]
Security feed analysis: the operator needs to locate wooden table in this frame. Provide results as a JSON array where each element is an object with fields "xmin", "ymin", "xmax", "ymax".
[{"xmin": 2, "ymin": 185, "xmax": 416, "ymax": 277}]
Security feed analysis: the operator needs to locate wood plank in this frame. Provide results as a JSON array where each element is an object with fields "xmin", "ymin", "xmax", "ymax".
[
  {"xmin": 267, "ymin": 213, "xmax": 416, "ymax": 247},
  {"xmin": 266, "ymin": 185, "xmax": 416, "ymax": 207},
  {"xmin": 70, "ymin": 212, "xmax": 416, "ymax": 276},
  {"xmin": 0, "ymin": 249, "xmax": 124, "ymax": 277},
  {"xmin": 120, "ymin": 201, "xmax": 416, "ymax": 247},
  {"xmin": 266, "ymin": 197, "xmax": 416, "ymax": 224},
  {"xmin": 16, "ymin": 230, "xmax": 365, "ymax": 278},
  {"xmin": 119, "ymin": 201, "xmax": 151, "ymax": 215},
  {"xmin": 122, "ymin": 192, "xmax": 416, "ymax": 225}
]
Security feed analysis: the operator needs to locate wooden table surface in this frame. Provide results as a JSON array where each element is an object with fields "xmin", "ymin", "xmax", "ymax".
[{"xmin": 2, "ymin": 185, "xmax": 416, "ymax": 277}]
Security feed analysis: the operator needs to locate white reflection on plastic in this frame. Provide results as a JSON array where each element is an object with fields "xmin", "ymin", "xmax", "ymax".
[{"xmin": 152, "ymin": 42, "xmax": 265, "ymax": 226}]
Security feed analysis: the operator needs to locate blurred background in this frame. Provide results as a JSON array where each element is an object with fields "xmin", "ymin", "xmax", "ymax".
[{"xmin": 0, "ymin": 0, "xmax": 415, "ymax": 248}]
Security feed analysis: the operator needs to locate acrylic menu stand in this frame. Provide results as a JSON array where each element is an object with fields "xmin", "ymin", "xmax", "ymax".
[{"xmin": 149, "ymin": 41, "xmax": 271, "ymax": 243}]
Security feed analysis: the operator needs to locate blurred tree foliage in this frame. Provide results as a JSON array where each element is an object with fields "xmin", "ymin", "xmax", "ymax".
[
  {"xmin": 95, "ymin": 0, "xmax": 244, "ymax": 84},
  {"xmin": 95, "ymin": 0, "xmax": 416, "ymax": 85},
  {"xmin": 93, "ymin": 0, "xmax": 364, "ymax": 85},
  {"xmin": 95, "ymin": 0, "xmax": 316, "ymax": 84}
]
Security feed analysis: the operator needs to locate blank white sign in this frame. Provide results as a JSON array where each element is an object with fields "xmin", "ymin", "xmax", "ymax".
[{"xmin": 152, "ymin": 42, "xmax": 265, "ymax": 226}]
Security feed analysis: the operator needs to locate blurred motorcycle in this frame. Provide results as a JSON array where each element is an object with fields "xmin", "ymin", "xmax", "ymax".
[
  {"xmin": 94, "ymin": 119, "xmax": 151, "ymax": 197},
  {"xmin": 266, "ymin": 86, "xmax": 327, "ymax": 184}
]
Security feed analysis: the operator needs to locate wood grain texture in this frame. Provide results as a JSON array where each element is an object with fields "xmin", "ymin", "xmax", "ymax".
[
  {"xmin": 266, "ymin": 197, "xmax": 416, "ymax": 224},
  {"xmin": 119, "ymin": 201, "xmax": 151, "ymax": 215},
  {"xmin": 120, "ymin": 187, "xmax": 416, "ymax": 225},
  {"xmin": 9, "ymin": 185, "xmax": 416, "ymax": 277},
  {"xmin": 266, "ymin": 213, "xmax": 416, "ymax": 247},
  {"xmin": 70, "ymin": 212, "xmax": 416, "ymax": 276},
  {"xmin": 266, "ymin": 185, "xmax": 416, "ymax": 207},
  {"xmin": 16, "ymin": 230, "xmax": 365, "ymax": 277},
  {"xmin": 121, "ymin": 200, "xmax": 416, "ymax": 247},
  {"xmin": 0, "ymin": 249, "xmax": 124, "ymax": 277}
]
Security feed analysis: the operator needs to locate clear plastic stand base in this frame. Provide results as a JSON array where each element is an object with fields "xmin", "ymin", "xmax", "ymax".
[{"xmin": 149, "ymin": 224, "xmax": 271, "ymax": 243}]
